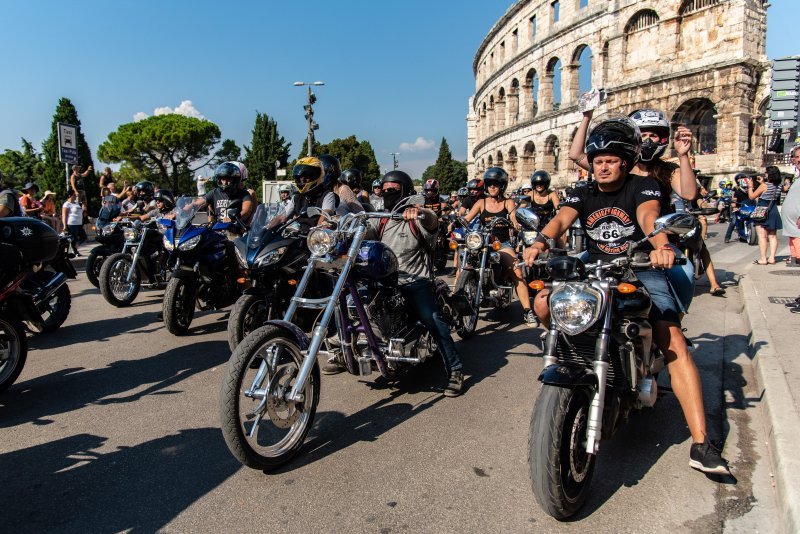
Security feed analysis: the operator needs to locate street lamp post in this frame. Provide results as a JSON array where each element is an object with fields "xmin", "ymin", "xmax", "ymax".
[
  {"xmin": 294, "ymin": 81, "xmax": 325, "ymax": 156},
  {"xmin": 389, "ymin": 152, "xmax": 399, "ymax": 170}
]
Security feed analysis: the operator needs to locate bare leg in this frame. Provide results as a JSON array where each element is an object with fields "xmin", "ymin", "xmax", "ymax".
[
  {"xmin": 500, "ymin": 248, "xmax": 530, "ymax": 310},
  {"xmin": 533, "ymin": 289, "xmax": 550, "ymax": 328},
  {"xmin": 699, "ymin": 245, "xmax": 723, "ymax": 292},
  {"xmin": 767, "ymin": 231, "xmax": 778, "ymax": 263},
  {"xmin": 653, "ymin": 321, "xmax": 707, "ymax": 443},
  {"xmin": 756, "ymin": 225, "xmax": 768, "ymax": 263}
]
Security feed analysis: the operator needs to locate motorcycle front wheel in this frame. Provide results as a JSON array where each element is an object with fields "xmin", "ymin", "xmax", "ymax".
[
  {"xmin": 529, "ymin": 385, "xmax": 596, "ymax": 520},
  {"xmin": 0, "ymin": 316, "xmax": 28, "ymax": 394},
  {"xmin": 26, "ymin": 271, "xmax": 71, "ymax": 334},
  {"xmin": 747, "ymin": 221, "xmax": 757, "ymax": 246},
  {"xmin": 220, "ymin": 325, "xmax": 319, "ymax": 470},
  {"xmin": 227, "ymin": 294, "xmax": 275, "ymax": 352},
  {"xmin": 99, "ymin": 253, "xmax": 141, "ymax": 307},
  {"xmin": 163, "ymin": 277, "xmax": 196, "ymax": 335},
  {"xmin": 85, "ymin": 247, "xmax": 108, "ymax": 288},
  {"xmin": 454, "ymin": 270, "xmax": 480, "ymax": 339}
]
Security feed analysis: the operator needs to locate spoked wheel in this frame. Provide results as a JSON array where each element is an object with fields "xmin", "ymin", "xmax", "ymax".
[
  {"xmin": 25, "ymin": 272, "xmax": 71, "ymax": 334},
  {"xmin": 220, "ymin": 325, "xmax": 319, "ymax": 470},
  {"xmin": 163, "ymin": 277, "xmax": 196, "ymax": 335},
  {"xmin": 99, "ymin": 253, "xmax": 141, "ymax": 307},
  {"xmin": 0, "ymin": 317, "xmax": 28, "ymax": 394},
  {"xmin": 529, "ymin": 385, "xmax": 596, "ymax": 520},
  {"xmin": 455, "ymin": 270, "xmax": 480, "ymax": 339},
  {"xmin": 227, "ymin": 294, "xmax": 274, "ymax": 352}
]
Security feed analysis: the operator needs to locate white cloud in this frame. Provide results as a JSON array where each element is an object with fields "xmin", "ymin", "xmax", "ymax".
[
  {"xmin": 399, "ymin": 137, "xmax": 435, "ymax": 153},
  {"xmin": 133, "ymin": 100, "xmax": 205, "ymax": 122}
]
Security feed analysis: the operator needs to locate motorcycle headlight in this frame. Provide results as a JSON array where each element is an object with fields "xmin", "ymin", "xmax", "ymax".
[
  {"xmin": 123, "ymin": 227, "xmax": 139, "ymax": 241},
  {"xmin": 307, "ymin": 228, "xmax": 337, "ymax": 256},
  {"xmin": 178, "ymin": 234, "xmax": 202, "ymax": 251},
  {"xmin": 101, "ymin": 224, "xmax": 117, "ymax": 236},
  {"xmin": 550, "ymin": 282, "xmax": 603, "ymax": 336},
  {"xmin": 162, "ymin": 235, "xmax": 174, "ymax": 251},
  {"xmin": 258, "ymin": 247, "xmax": 287, "ymax": 267},
  {"xmin": 522, "ymin": 230, "xmax": 538, "ymax": 246},
  {"xmin": 465, "ymin": 231, "xmax": 483, "ymax": 250}
]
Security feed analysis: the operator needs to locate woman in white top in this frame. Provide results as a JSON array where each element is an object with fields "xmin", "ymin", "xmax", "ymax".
[{"xmin": 62, "ymin": 190, "xmax": 86, "ymax": 255}]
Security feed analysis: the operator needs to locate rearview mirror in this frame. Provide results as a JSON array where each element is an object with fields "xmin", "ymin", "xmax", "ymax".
[
  {"xmin": 654, "ymin": 213, "xmax": 696, "ymax": 237},
  {"xmin": 516, "ymin": 208, "xmax": 541, "ymax": 231}
]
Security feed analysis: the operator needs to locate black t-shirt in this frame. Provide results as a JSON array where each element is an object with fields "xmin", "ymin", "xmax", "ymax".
[
  {"xmin": 460, "ymin": 197, "xmax": 475, "ymax": 212},
  {"xmin": 561, "ymin": 175, "xmax": 663, "ymax": 262},
  {"xmin": 203, "ymin": 188, "xmax": 253, "ymax": 223}
]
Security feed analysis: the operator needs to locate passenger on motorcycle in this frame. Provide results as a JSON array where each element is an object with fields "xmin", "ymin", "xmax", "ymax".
[
  {"xmin": 529, "ymin": 171, "xmax": 560, "ymax": 224},
  {"xmin": 377, "ymin": 170, "xmax": 464, "ymax": 396},
  {"xmin": 126, "ymin": 189, "xmax": 175, "ymax": 222},
  {"xmin": 423, "ymin": 179, "xmax": 444, "ymax": 216},
  {"xmin": 370, "ymin": 178, "xmax": 384, "ymax": 210},
  {"xmin": 526, "ymin": 116, "xmax": 730, "ymax": 475},
  {"xmin": 462, "ymin": 167, "xmax": 535, "ymax": 324},
  {"xmin": 337, "ymin": 167, "xmax": 368, "ymax": 214},
  {"xmin": 119, "ymin": 181, "xmax": 157, "ymax": 217}
]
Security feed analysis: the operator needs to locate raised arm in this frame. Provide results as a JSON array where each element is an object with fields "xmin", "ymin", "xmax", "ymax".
[
  {"xmin": 671, "ymin": 126, "xmax": 697, "ymax": 200},
  {"xmin": 569, "ymin": 110, "xmax": 593, "ymax": 171}
]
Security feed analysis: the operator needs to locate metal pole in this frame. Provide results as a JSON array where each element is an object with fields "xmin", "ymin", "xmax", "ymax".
[
  {"xmin": 307, "ymin": 86, "xmax": 313, "ymax": 156},
  {"xmin": 65, "ymin": 163, "xmax": 70, "ymax": 194}
]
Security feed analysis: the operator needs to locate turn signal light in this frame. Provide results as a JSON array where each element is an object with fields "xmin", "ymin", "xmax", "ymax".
[
  {"xmin": 492, "ymin": 240, "xmax": 502, "ymax": 251},
  {"xmin": 236, "ymin": 277, "xmax": 247, "ymax": 284},
  {"xmin": 528, "ymin": 280, "xmax": 545, "ymax": 291},
  {"xmin": 287, "ymin": 279, "xmax": 297, "ymax": 286},
  {"xmin": 617, "ymin": 283, "xmax": 637, "ymax": 294},
  {"xmin": 449, "ymin": 240, "xmax": 458, "ymax": 250}
]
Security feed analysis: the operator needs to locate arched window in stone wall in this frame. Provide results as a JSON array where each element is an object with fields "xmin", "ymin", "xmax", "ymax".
[
  {"xmin": 545, "ymin": 58, "xmax": 563, "ymax": 112},
  {"xmin": 510, "ymin": 78, "xmax": 520, "ymax": 124},
  {"xmin": 488, "ymin": 95, "xmax": 495, "ymax": 137},
  {"xmin": 679, "ymin": 0, "xmax": 720, "ymax": 16},
  {"xmin": 481, "ymin": 102, "xmax": 487, "ymax": 138},
  {"xmin": 672, "ymin": 98, "xmax": 718, "ymax": 154},
  {"xmin": 487, "ymin": 154, "xmax": 494, "ymax": 167},
  {"xmin": 508, "ymin": 146, "xmax": 518, "ymax": 181},
  {"xmin": 623, "ymin": 10, "xmax": 661, "ymax": 71},
  {"xmin": 496, "ymin": 150, "xmax": 504, "ymax": 170},
  {"xmin": 544, "ymin": 135, "xmax": 560, "ymax": 172},
  {"xmin": 497, "ymin": 88, "xmax": 507, "ymax": 131},
  {"xmin": 522, "ymin": 140, "xmax": 536, "ymax": 178},
  {"xmin": 678, "ymin": 0, "xmax": 723, "ymax": 52},
  {"xmin": 525, "ymin": 68, "xmax": 539, "ymax": 120},
  {"xmin": 752, "ymin": 97, "xmax": 769, "ymax": 155},
  {"xmin": 569, "ymin": 45, "xmax": 594, "ymax": 104}
]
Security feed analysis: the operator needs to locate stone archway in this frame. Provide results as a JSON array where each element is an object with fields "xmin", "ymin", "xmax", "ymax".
[
  {"xmin": 524, "ymin": 68, "xmax": 539, "ymax": 120},
  {"xmin": 521, "ymin": 140, "xmax": 536, "ymax": 179},
  {"xmin": 544, "ymin": 134, "xmax": 560, "ymax": 172},
  {"xmin": 569, "ymin": 44, "xmax": 593, "ymax": 104},
  {"xmin": 507, "ymin": 145, "xmax": 518, "ymax": 182},
  {"xmin": 497, "ymin": 88, "xmax": 506, "ymax": 131},
  {"xmin": 509, "ymin": 79, "xmax": 520, "ymax": 125},
  {"xmin": 672, "ymin": 98, "xmax": 718, "ymax": 154},
  {"xmin": 544, "ymin": 57, "xmax": 562, "ymax": 112}
]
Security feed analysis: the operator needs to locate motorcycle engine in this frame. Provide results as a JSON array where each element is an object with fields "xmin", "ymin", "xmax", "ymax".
[{"xmin": 365, "ymin": 287, "xmax": 408, "ymax": 339}]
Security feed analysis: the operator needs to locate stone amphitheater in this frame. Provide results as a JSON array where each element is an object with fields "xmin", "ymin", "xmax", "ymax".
[{"xmin": 467, "ymin": 0, "xmax": 771, "ymax": 187}]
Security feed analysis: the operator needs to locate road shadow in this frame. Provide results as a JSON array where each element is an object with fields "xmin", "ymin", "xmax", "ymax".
[
  {"xmin": 0, "ymin": 428, "xmax": 239, "ymax": 532},
  {"xmin": 27, "ymin": 311, "xmax": 163, "ymax": 350},
  {"xmin": 0, "ymin": 341, "xmax": 229, "ymax": 428}
]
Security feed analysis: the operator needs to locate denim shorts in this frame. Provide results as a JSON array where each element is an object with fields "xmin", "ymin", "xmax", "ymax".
[{"xmin": 634, "ymin": 268, "xmax": 681, "ymax": 325}]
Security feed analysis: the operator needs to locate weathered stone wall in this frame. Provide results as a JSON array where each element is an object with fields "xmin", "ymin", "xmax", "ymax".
[{"xmin": 468, "ymin": 0, "xmax": 770, "ymax": 187}]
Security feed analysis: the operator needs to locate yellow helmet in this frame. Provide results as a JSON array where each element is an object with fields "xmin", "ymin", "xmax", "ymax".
[{"xmin": 292, "ymin": 157, "xmax": 324, "ymax": 196}]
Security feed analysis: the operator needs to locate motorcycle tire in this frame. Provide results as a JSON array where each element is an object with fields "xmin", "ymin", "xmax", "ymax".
[
  {"xmin": 0, "ymin": 316, "xmax": 28, "ymax": 394},
  {"xmin": 163, "ymin": 277, "xmax": 196, "ymax": 335},
  {"xmin": 86, "ymin": 247, "xmax": 108, "ymax": 288},
  {"xmin": 99, "ymin": 253, "xmax": 141, "ymax": 307},
  {"xmin": 26, "ymin": 272, "xmax": 71, "ymax": 334},
  {"xmin": 454, "ymin": 270, "xmax": 480, "ymax": 339},
  {"xmin": 529, "ymin": 385, "xmax": 596, "ymax": 520},
  {"xmin": 227, "ymin": 294, "xmax": 274, "ymax": 353},
  {"xmin": 747, "ymin": 222, "xmax": 757, "ymax": 246},
  {"xmin": 220, "ymin": 324, "xmax": 320, "ymax": 470}
]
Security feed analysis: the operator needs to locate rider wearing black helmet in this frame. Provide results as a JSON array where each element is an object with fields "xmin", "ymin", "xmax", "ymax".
[
  {"xmin": 462, "ymin": 167, "xmax": 534, "ymax": 324},
  {"xmin": 369, "ymin": 178, "xmax": 384, "ymax": 210},
  {"xmin": 527, "ymin": 115, "xmax": 730, "ymax": 475},
  {"xmin": 529, "ymin": 170, "xmax": 561, "ymax": 226},
  {"xmin": 200, "ymin": 162, "xmax": 255, "ymax": 230},
  {"xmin": 128, "ymin": 189, "xmax": 176, "ymax": 222}
]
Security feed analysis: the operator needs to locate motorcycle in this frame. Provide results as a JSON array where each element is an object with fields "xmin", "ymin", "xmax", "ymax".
[
  {"xmin": 527, "ymin": 212, "xmax": 693, "ymax": 519},
  {"xmin": 98, "ymin": 218, "xmax": 172, "ymax": 307},
  {"xmin": 226, "ymin": 203, "xmax": 313, "ymax": 352},
  {"xmin": 676, "ymin": 206, "xmax": 718, "ymax": 280},
  {"xmin": 86, "ymin": 221, "xmax": 128, "ymax": 287},
  {"xmin": 159, "ymin": 197, "xmax": 244, "ymax": 335},
  {"xmin": 0, "ymin": 217, "xmax": 72, "ymax": 392},
  {"xmin": 736, "ymin": 203, "xmax": 758, "ymax": 246},
  {"xmin": 219, "ymin": 195, "xmax": 460, "ymax": 470}
]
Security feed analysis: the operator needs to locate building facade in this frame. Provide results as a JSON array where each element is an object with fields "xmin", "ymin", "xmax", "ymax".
[{"xmin": 467, "ymin": 0, "xmax": 771, "ymax": 187}]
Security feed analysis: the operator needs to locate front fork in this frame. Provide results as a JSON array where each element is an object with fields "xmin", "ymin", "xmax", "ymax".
[
  {"xmin": 586, "ymin": 296, "xmax": 613, "ymax": 455},
  {"xmin": 125, "ymin": 230, "xmax": 147, "ymax": 283}
]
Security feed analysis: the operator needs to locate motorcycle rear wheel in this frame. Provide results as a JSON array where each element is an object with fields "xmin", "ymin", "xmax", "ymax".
[
  {"xmin": 86, "ymin": 247, "xmax": 108, "ymax": 288},
  {"xmin": 220, "ymin": 325, "xmax": 319, "ymax": 470},
  {"xmin": 26, "ymin": 271, "xmax": 71, "ymax": 334},
  {"xmin": 163, "ymin": 277, "xmax": 196, "ymax": 335},
  {"xmin": 99, "ymin": 253, "xmax": 141, "ymax": 307},
  {"xmin": 454, "ymin": 270, "xmax": 480, "ymax": 339},
  {"xmin": 0, "ymin": 316, "xmax": 28, "ymax": 394},
  {"xmin": 747, "ymin": 222, "xmax": 757, "ymax": 246},
  {"xmin": 227, "ymin": 294, "xmax": 275, "ymax": 352},
  {"xmin": 529, "ymin": 385, "xmax": 596, "ymax": 520}
]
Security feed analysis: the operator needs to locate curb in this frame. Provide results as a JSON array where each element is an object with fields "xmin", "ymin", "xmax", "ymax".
[{"xmin": 739, "ymin": 275, "xmax": 800, "ymax": 533}]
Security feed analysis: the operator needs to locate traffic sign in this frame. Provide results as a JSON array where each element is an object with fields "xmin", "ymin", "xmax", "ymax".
[
  {"xmin": 772, "ymin": 79, "xmax": 799, "ymax": 91},
  {"xmin": 771, "ymin": 99, "xmax": 798, "ymax": 111},
  {"xmin": 57, "ymin": 122, "xmax": 78, "ymax": 164},
  {"xmin": 772, "ymin": 89, "xmax": 799, "ymax": 100}
]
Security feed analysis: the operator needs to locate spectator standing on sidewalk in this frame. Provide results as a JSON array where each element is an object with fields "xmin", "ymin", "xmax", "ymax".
[
  {"xmin": 749, "ymin": 166, "xmax": 783, "ymax": 265},
  {"xmin": 783, "ymin": 147, "xmax": 800, "ymax": 266},
  {"xmin": 40, "ymin": 190, "xmax": 61, "ymax": 232},
  {"xmin": 19, "ymin": 182, "xmax": 43, "ymax": 219},
  {"xmin": 62, "ymin": 189, "xmax": 85, "ymax": 256}
]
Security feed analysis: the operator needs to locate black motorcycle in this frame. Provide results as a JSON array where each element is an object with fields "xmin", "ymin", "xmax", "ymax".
[
  {"xmin": 226, "ymin": 203, "xmax": 311, "ymax": 351},
  {"xmin": 86, "ymin": 221, "xmax": 127, "ymax": 287},
  {"xmin": 98, "ymin": 219, "xmax": 172, "ymax": 307}
]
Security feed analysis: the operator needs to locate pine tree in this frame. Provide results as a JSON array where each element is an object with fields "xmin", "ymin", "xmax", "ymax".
[
  {"xmin": 243, "ymin": 112, "xmax": 291, "ymax": 189},
  {"xmin": 421, "ymin": 137, "xmax": 467, "ymax": 193},
  {"xmin": 40, "ymin": 98, "xmax": 96, "ymax": 212}
]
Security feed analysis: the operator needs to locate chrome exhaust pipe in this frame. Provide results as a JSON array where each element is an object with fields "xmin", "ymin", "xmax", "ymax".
[{"xmin": 33, "ymin": 272, "xmax": 67, "ymax": 308}]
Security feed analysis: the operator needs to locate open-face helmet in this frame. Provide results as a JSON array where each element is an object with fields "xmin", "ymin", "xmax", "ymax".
[
  {"xmin": 154, "ymin": 189, "xmax": 175, "ymax": 210},
  {"xmin": 483, "ymin": 167, "xmax": 508, "ymax": 195},
  {"xmin": 317, "ymin": 154, "xmax": 342, "ymax": 185},
  {"xmin": 380, "ymin": 170, "xmax": 414, "ymax": 211},
  {"xmin": 530, "ymin": 170, "xmax": 551, "ymax": 189},
  {"xmin": 372, "ymin": 178, "xmax": 382, "ymax": 190}
]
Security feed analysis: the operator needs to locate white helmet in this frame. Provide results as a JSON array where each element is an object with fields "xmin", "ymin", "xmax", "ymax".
[
  {"xmin": 278, "ymin": 184, "xmax": 292, "ymax": 194},
  {"xmin": 629, "ymin": 109, "xmax": 670, "ymax": 163}
]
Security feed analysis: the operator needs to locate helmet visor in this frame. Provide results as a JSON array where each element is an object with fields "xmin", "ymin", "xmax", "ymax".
[{"xmin": 293, "ymin": 164, "xmax": 322, "ymax": 193}]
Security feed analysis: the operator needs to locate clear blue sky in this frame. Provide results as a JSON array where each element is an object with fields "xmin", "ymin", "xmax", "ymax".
[{"xmin": 0, "ymin": 0, "xmax": 794, "ymax": 180}]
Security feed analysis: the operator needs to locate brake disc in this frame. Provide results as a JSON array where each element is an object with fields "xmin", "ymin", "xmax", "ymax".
[{"xmin": 265, "ymin": 366, "xmax": 301, "ymax": 429}]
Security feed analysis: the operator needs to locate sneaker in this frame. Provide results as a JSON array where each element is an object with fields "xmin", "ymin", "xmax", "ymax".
[
  {"xmin": 523, "ymin": 309, "xmax": 539, "ymax": 326},
  {"xmin": 444, "ymin": 370, "xmax": 464, "ymax": 397},
  {"xmin": 724, "ymin": 238, "xmax": 731, "ymax": 243},
  {"xmin": 689, "ymin": 440, "xmax": 731, "ymax": 475},
  {"xmin": 321, "ymin": 357, "xmax": 346, "ymax": 375}
]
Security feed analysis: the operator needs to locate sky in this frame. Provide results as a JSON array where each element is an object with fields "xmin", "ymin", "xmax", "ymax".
[{"xmin": 0, "ymin": 0, "xmax": 794, "ymax": 181}]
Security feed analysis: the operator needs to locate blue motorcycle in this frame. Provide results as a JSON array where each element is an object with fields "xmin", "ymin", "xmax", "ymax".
[
  {"xmin": 737, "ymin": 203, "xmax": 758, "ymax": 246},
  {"xmin": 159, "ymin": 197, "xmax": 244, "ymax": 335}
]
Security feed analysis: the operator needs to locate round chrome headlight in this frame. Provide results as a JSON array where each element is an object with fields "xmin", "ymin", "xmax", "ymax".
[
  {"xmin": 162, "ymin": 235, "xmax": 174, "ymax": 251},
  {"xmin": 465, "ymin": 231, "xmax": 483, "ymax": 250},
  {"xmin": 307, "ymin": 228, "xmax": 336, "ymax": 256},
  {"xmin": 522, "ymin": 230, "xmax": 538, "ymax": 246},
  {"xmin": 550, "ymin": 282, "xmax": 603, "ymax": 336},
  {"xmin": 101, "ymin": 223, "xmax": 117, "ymax": 236},
  {"xmin": 123, "ymin": 227, "xmax": 138, "ymax": 241},
  {"xmin": 178, "ymin": 234, "xmax": 202, "ymax": 251}
]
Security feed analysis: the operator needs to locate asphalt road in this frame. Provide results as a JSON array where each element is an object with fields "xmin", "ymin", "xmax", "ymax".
[{"xmin": 0, "ymin": 224, "xmax": 778, "ymax": 533}]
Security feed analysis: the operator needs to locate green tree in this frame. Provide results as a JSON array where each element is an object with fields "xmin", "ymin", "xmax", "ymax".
[
  {"xmin": 0, "ymin": 139, "xmax": 45, "ymax": 187},
  {"xmin": 213, "ymin": 139, "xmax": 242, "ymax": 166},
  {"xmin": 40, "ymin": 98, "xmax": 96, "ymax": 209},
  {"xmin": 243, "ymin": 112, "xmax": 291, "ymax": 199},
  {"xmin": 298, "ymin": 135, "xmax": 380, "ymax": 190},
  {"xmin": 421, "ymin": 137, "xmax": 467, "ymax": 193},
  {"xmin": 97, "ymin": 114, "xmax": 220, "ymax": 195}
]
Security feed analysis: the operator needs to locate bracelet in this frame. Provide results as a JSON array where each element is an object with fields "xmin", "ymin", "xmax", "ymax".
[
  {"xmin": 658, "ymin": 245, "xmax": 673, "ymax": 251},
  {"xmin": 534, "ymin": 233, "xmax": 550, "ymax": 250}
]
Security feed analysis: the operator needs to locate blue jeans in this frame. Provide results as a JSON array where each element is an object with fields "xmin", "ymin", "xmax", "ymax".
[
  {"xmin": 400, "ymin": 279, "xmax": 462, "ymax": 372},
  {"xmin": 724, "ymin": 210, "xmax": 744, "ymax": 241}
]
